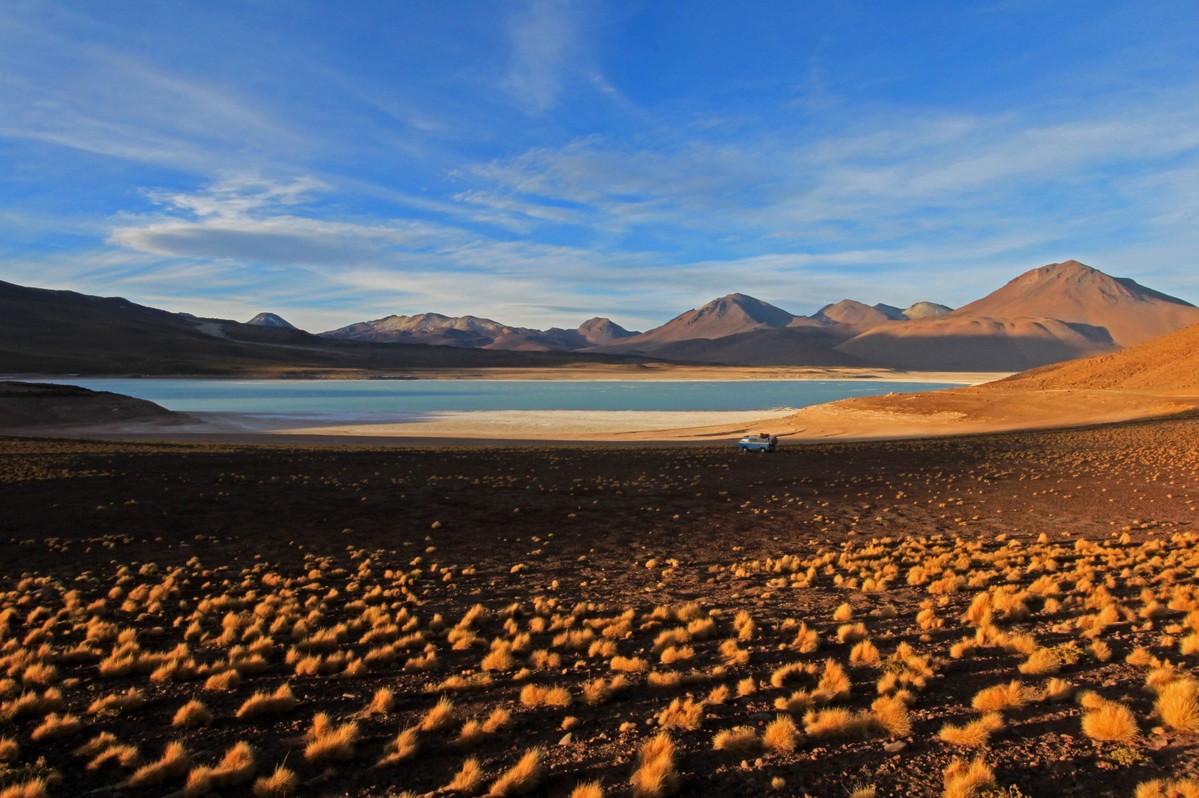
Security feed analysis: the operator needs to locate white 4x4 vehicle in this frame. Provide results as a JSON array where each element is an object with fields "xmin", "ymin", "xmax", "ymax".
[{"xmin": 738, "ymin": 433, "xmax": 778, "ymax": 452}]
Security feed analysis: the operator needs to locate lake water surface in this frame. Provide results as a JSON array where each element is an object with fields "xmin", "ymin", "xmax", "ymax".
[{"xmin": 50, "ymin": 378, "xmax": 956, "ymax": 418}]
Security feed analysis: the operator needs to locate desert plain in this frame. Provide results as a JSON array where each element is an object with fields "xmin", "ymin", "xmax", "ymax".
[{"xmin": 3, "ymin": 396, "xmax": 1199, "ymax": 797}]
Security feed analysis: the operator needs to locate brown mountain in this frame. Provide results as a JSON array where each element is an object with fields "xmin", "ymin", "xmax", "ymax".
[
  {"xmin": 902, "ymin": 301, "xmax": 953, "ymax": 319},
  {"xmin": 601, "ymin": 293, "xmax": 797, "ymax": 354},
  {"xmin": 952, "ymin": 260, "xmax": 1199, "ymax": 346},
  {"xmin": 837, "ymin": 315, "xmax": 1118, "ymax": 371},
  {"xmin": 812, "ymin": 300, "xmax": 903, "ymax": 328},
  {"xmin": 836, "ymin": 261, "xmax": 1199, "ymax": 371},
  {"xmin": 576, "ymin": 317, "xmax": 637, "ymax": 346},
  {"xmin": 0, "ymin": 280, "xmax": 653, "ymax": 376},
  {"xmin": 995, "ymin": 321, "xmax": 1199, "ymax": 392},
  {"xmin": 647, "ymin": 327, "xmax": 872, "ymax": 367}
]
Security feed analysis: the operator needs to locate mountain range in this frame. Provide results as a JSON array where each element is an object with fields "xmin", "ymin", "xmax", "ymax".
[
  {"xmin": 314, "ymin": 260, "xmax": 1199, "ymax": 371},
  {"xmin": 1, "ymin": 260, "xmax": 1196, "ymax": 375}
]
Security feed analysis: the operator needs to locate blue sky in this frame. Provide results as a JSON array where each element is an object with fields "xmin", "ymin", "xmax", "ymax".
[{"xmin": 1, "ymin": 1, "xmax": 1197, "ymax": 332}]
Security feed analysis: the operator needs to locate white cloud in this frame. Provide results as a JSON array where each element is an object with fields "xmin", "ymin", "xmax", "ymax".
[{"xmin": 503, "ymin": 0, "xmax": 586, "ymax": 113}]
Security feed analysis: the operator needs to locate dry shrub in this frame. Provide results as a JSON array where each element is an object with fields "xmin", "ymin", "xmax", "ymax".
[
  {"xmin": 1018, "ymin": 648, "xmax": 1061, "ymax": 675},
  {"xmin": 763, "ymin": 714, "xmax": 798, "ymax": 753},
  {"xmin": 1135, "ymin": 779, "xmax": 1199, "ymax": 798},
  {"xmin": 971, "ymin": 681, "xmax": 1029, "ymax": 712},
  {"xmin": 482, "ymin": 707, "xmax": 511, "ymax": 733},
  {"xmin": 0, "ymin": 737, "xmax": 17, "ymax": 763},
  {"xmin": 941, "ymin": 756, "xmax": 996, "ymax": 798},
  {"xmin": 378, "ymin": 727, "xmax": 420, "ymax": 766},
  {"xmin": 570, "ymin": 781, "xmax": 605, "ymax": 798},
  {"xmin": 836, "ymin": 622, "xmax": 868, "ymax": 643},
  {"xmin": 0, "ymin": 780, "xmax": 48, "ymax": 798},
  {"xmin": 1041, "ymin": 678, "xmax": 1074, "ymax": 702},
  {"xmin": 519, "ymin": 684, "xmax": 571, "ymax": 708},
  {"xmin": 712, "ymin": 726, "xmax": 760, "ymax": 752},
  {"xmin": 237, "ymin": 684, "xmax": 298, "ymax": 719},
  {"xmin": 815, "ymin": 659, "xmax": 851, "ymax": 702},
  {"xmin": 1157, "ymin": 679, "xmax": 1199, "ymax": 733},
  {"xmin": 939, "ymin": 713, "xmax": 1004, "ymax": 747},
  {"xmin": 803, "ymin": 707, "xmax": 876, "ymax": 738},
  {"xmin": 850, "ymin": 640, "xmax": 881, "ymax": 668},
  {"xmin": 182, "ymin": 741, "xmax": 257, "ymax": 796},
  {"xmin": 88, "ymin": 687, "xmax": 144, "ymax": 716},
  {"xmin": 125, "ymin": 741, "xmax": 191, "ymax": 788},
  {"xmin": 303, "ymin": 713, "xmax": 359, "ymax": 764},
  {"xmin": 203, "ymin": 669, "xmax": 242, "ymax": 691},
  {"xmin": 583, "ymin": 675, "xmax": 628, "ymax": 705},
  {"xmin": 657, "ymin": 697, "xmax": 703, "ymax": 731},
  {"xmin": 487, "ymin": 748, "xmax": 543, "ymax": 797},
  {"xmin": 658, "ymin": 645, "xmax": 695, "ymax": 665},
  {"xmin": 630, "ymin": 733, "xmax": 677, "ymax": 798},
  {"xmin": 1081, "ymin": 700, "xmax": 1138, "ymax": 742},
  {"xmin": 611, "ymin": 656, "xmax": 649, "ymax": 673},
  {"xmin": 252, "ymin": 765, "xmax": 299, "ymax": 797},
  {"xmin": 30, "ymin": 712, "xmax": 81, "ymax": 740},
  {"xmin": 420, "ymin": 696, "xmax": 456, "ymax": 732},
  {"xmin": 446, "ymin": 757, "xmax": 485, "ymax": 793},
  {"xmin": 172, "ymin": 699, "xmax": 213, "ymax": 728},
  {"xmin": 871, "ymin": 694, "xmax": 911, "ymax": 737}
]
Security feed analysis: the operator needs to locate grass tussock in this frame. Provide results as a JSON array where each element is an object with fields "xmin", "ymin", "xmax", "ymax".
[
  {"xmin": 1156, "ymin": 679, "xmax": 1199, "ymax": 733},
  {"xmin": 762, "ymin": 715, "xmax": 799, "ymax": 752},
  {"xmin": 251, "ymin": 765, "xmax": 299, "ymax": 797},
  {"xmin": 939, "ymin": 713, "xmax": 1004, "ymax": 747},
  {"xmin": 303, "ymin": 713, "xmax": 359, "ymax": 764},
  {"xmin": 971, "ymin": 681, "xmax": 1029, "ymax": 712},
  {"xmin": 1081, "ymin": 700, "xmax": 1139, "ymax": 742},
  {"xmin": 941, "ymin": 756, "xmax": 996, "ymax": 798},
  {"xmin": 124, "ymin": 741, "xmax": 191, "ymax": 788},
  {"xmin": 172, "ymin": 699, "xmax": 213, "ymax": 728},
  {"xmin": 712, "ymin": 726, "xmax": 760, "ymax": 753},
  {"xmin": 446, "ymin": 757, "xmax": 485, "ymax": 793},
  {"xmin": 630, "ymin": 733, "xmax": 677, "ymax": 798},
  {"xmin": 377, "ymin": 727, "xmax": 420, "ymax": 766},
  {"xmin": 487, "ymin": 748, "xmax": 543, "ymax": 797},
  {"xmin": 236, "ymin": 684, "xmax": 298, "ymax": 719}
]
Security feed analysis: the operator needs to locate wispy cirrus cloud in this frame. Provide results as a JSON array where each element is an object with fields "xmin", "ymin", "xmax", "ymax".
[{"xmin": 503, "ymin": 0, "xmax": 591, "ymax": 113}]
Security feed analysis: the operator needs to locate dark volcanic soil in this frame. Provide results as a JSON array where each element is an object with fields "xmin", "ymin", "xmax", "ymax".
[{"xmin": 1, "ymin": 416, "xmax": 1198, "ymax": 797}]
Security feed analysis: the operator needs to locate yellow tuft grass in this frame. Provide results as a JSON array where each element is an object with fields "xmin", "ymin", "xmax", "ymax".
[
  {"xmin": 630, "ymin": 733, "xmax": 677, "ymax": 798},
  {"xmin": 570, "ymin": 781, "xmax": 605, "ymax": 798},
  {"xmin": 971, "ymin": 681, "xmax": 1029, "ymax": 712},
  {"xmin": 237, "ymin": 683, "xmax": 298, "ymax": 719},
  {"xmin": 871, "ymin": 694, "xmax": 912, "ymax": 737},
  {"xmin": 30, "ymin": 712, "xmax": 82, "ymax": 740},
  {"xmin": 124, "ymin": 741, "xmax": 191, "ymax": 788},
  {"xmin": 1135, "ymin": 779, "xmax": 1199, "ymax": 798},
  {"xmin": 941, "ymin": 756, "xmax": 996, "ymax": 798},
  {"xmin": 303, "ymin": 713, "xmax": 359, "ymax": 764},
  {"xmin": 420, "ymin": 696, "xmax": 456, "ymax": 732},
  {"xmin": 763, "ymin": 714, "xmax": 799, "ymax": 752},
  {"xmin": 0, "ymin": 737, "xmax": 17, "ymax": 763},
  {"xmin": 657, "ymin": 696, "xmax": 704, "ymax": 731},
  {"xmin": 713, "ymin": 725, "xmax": 760, "ymax": 752},
  {"xmin": 520, "ymin": 683, "xmax": 572, "ymax": 708},
  {"xmin": 446, "ymin": 757, "xmax": 485, "ymax": 793},
  {"xmin": 0, "ymin": 779, "xmax": 49, "ymax": 798},
  {"xmin": 939, "ymin": 713, "xmax": 1004, "ymax": 747},
  {"xmin": 1157, "ymin": 679, "xmax": 1199, "ymax": 733},
  {"xmin": 172, "ymin": 699, "xmax": 213, "ymax": 728},
  {"xmin": 377, "ymin": 727, "xmax": 420, "ymax": 766},
  {"xmin": 487, "ymin": 748, "xmax": 543, "ymax": 797},
  {"xmin": 252, "ymin": 765, "xmax": 299, "ymax": 797},
  {"xmin": 803, "ymin": 707, "xmax": 876, "ymax": 738},
  {"xmin": 1081, "ymin": 700, "xmax": 1139, "ymax": 742}
]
